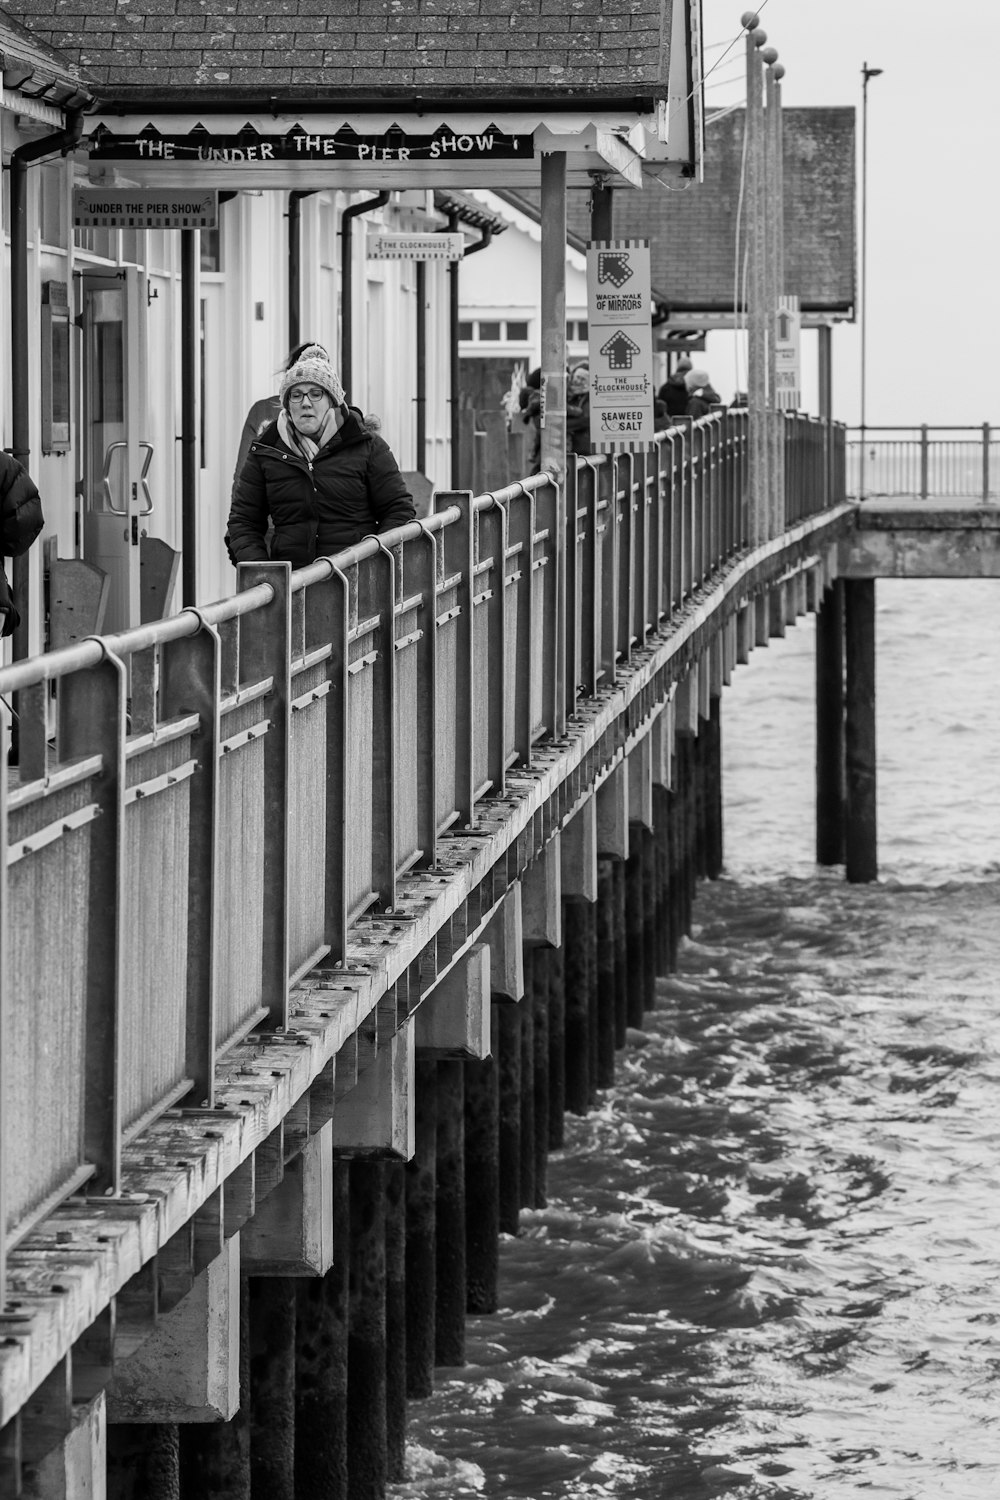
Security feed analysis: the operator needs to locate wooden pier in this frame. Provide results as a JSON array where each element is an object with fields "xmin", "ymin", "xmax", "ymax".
[{"xmin": 5, "ymin": 413, "xmax": 995, "ymax": 1498}]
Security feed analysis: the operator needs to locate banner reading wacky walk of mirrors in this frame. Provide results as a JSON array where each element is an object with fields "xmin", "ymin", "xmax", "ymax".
[{"xmin": 585, "ymin": 239, "xmax": 655, "ymax": 453}]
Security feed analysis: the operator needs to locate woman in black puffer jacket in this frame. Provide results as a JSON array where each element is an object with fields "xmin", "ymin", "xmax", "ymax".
[{"xmin": 227, "ymin": 346, "xmax": 415, "ymax": 567}]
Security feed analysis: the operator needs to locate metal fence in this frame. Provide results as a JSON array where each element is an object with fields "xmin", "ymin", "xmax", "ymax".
[
  {"xmin": 0, "ymin": 407, "xmax": 842, "ymax": 1282},
  {"xmin": 846, "ymin": 424, "xmax": 998, "ymax": 501}
]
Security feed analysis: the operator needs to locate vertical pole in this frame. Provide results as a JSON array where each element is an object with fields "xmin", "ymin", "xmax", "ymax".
[
  {"xmin": 816, "ymin": 580, "xmax": 846, "ymax": 865},
  {"xmin": 415, "ymin": 259, "xmax": 427, "ymax": 474},
  {"xmin": 764, "ymin": 59, "xmax": 780, "ymax": 540},
  {"xmin": 107, "ymin": 1424, "xmax": 180, "ymax": 1500},
  {"xmin": 859, "ymin": 64, "xmax": 882, "ymax": 501},
  {"xmin": 294, "ymin": 1162, "xmax": 350, "ymax": 1500},
  {"xmin": 844, "ymin": 578, "xmax": 877, "ymax": 882},
  {"xmin": 464, "ymin": 1044, "xmax": 500, "ymax": 1314},
  {"xmin": 448, "ymin": 211, "xmax": 461, "ymax": 487},
  {"xmin": 920, "ymin": 423, "xmax": 929, "ymax": 499},
  {"xmin": 248, "ymin": 1279, "xmax": 296, "ymax": 1500},
  {"xmin": 595, "ymin": 860, "xmax": 618, "ymax": 1084},
  {"xmin": 405, "ymin": 1063, "xmax": 438, "ymax": 1399},
  {"xmin": 746, "ymin": 27, "xmax": 768, "ymax": 542},
  {"xmin": 539, "ymin": 152, "xmax": 568, "ymax": 477},
  {"xmin": 496, "ymin": 1002, "xmax": 521, "ymax": 1234},
  {"xmin": 546, "ymin": 943, "xmax": 566, "ymax": 1149},
  {"xmin": 704, "ymin": 697, "xmax": 724, "ymax": 879},
  {"xmin": 347, "ymin": 1160, "xmax": 387, "ymax": 1500},
  {"xmin": 531, "ymin": 948, "xmax": 550, "ymax": 1205},
  {"xmin": 384, "ymin": 1161, "xmax": 407, "ymax": 1483},
  {"xmin": 180, "ymin": 230, "xmax": 198, "ymax": 607},
  {"xmin": 562, "ymin": 902, "xmax": 591, "ymax": 1114},
  {"xmin": 818, "ymin": 324, "xmax": 833, "ymax": 509},
  {"xmin": 435, "ymin": 1060, "xmax": 466, "ymax": 1367},
  {"xmin": 180, "ymin": 1277, "xmax": 251, "ymax": 1499},
  {"xmin": 589, "ymin": 175, "xmax": 613, "ymax": 241},
  {"xmin": 982, "ymin": 422, "xmax": 991, "ymax": 503},
  {"xmin": 518, "ymin": 968, "xmax": 536, "ymax": 1208}
]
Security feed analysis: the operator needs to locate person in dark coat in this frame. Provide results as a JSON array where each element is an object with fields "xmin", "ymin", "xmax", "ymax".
[
  {"xmin": 1, "ymin": 452, "xmax": 44, "ymax": 637},
  {"xmin": 230, "ymin": 340, "xmax": 329, "ymax": 502},
  {"xmin": 685, "ymin": 368, "xmax": 722, "ymax": 419},
  {"xmin": 657, "ymin": 355, "xmax": 692, "ymax": 420},
  {"xmin": 227, "ymin": 346, "xmax": 415, "ymax": 567}
]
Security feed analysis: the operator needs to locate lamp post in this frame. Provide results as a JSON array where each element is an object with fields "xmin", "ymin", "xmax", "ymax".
[{"xmin": 859, "ymin": 62, "xmax": 883, "ymax": 500}]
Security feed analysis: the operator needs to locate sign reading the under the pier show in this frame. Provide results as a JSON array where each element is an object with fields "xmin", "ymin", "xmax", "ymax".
[
  {"xmin": 585, "ymin": 239, "xmax": 655, "ymax": 451},
  {"xmin": 87, "ymin": 124, "xmax": 535, "ymax": 165},
  {"xmin": 73, "ymin": 187, "xmax": 217, "ymax": 229}
]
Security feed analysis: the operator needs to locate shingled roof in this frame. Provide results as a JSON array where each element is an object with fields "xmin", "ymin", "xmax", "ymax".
[
  {"xmin": 8, "ymin": 0, "xmax": 670, "ymax": 107},
  {"xmin": 0, "ymin": 7, "xmax": 91, "ymax": 105}
]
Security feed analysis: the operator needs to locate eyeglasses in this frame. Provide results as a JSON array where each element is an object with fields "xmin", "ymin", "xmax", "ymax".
[{"xmin": 288, "ymin": 388, "xmax": 328, "ymax": 406}]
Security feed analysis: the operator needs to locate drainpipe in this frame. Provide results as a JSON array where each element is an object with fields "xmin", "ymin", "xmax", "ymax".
[
  {"xmin": 415, "ymin": 259, "xmax": 426, "ymax": 473},
  {"xmin": 339, "ymin": 190, "xmax": 389, "ymax": 399},
  {"xmin": 449, "ymin": 219, "xmax": 493, "ymax": 488},
  {"xmin": 287, "ymin": 189, "xmax": 316, "ymax": 352},
  {"xmin": 9, "ymin": 108, "xmax": 84, "ymax": 662}
]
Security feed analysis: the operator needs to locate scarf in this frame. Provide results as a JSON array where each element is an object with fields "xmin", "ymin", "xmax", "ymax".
[{"xmin": 278, "ymin": 403, "xmax": 345, "ymax": 462}]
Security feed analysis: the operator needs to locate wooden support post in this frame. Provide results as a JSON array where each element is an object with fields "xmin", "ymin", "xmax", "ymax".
[
  {"xmin": 704, "ymin": 696, "xmax": 724, "ymax": 880},
  {"xmin": 624, "ymin": 835, "xmax": 646, "ymax": 1029},
  {"xmin": 293, "ymin": 1160, "xmax": 350, "ymax": 1500},
  {"xmin": 539, "ymin": 150, "xmax": 568, "ymax": 478},
  {"xmin": 562, "ymin": 900, "xmax": 592, "ymax": 1114},
  {"xmin": 546, "ymin": 942, "xmax": 566, "ymax": 1150},
  {"xmin": 595, "ymin": 859, "xmax": 619, "ymax": 1080},
  {"xmin": 517, "ymin": 971, "xmax": 536, "ymax": 1209},
  {"xmin": 531, "ymin": 949, "xmax": 550, "ymax": 1207},
  {"xmin": 384, "ymin": 1161, "xmax": 407, "ymax": 1483},
  {"xmin": 404, "ymin": 1061, "xmax": 437, "ymax": 1399},
  {"xmin": 177, "ymin": 1278, "xmax": 250, "ymax": 1500},
  {"xmin": 434, "ymin": 1061, "xmax": 466, "ymax": 1367},
  {"xmin": 464, "ymin": 1039, "xmax": 499, "ymax": 1315},
  {"xmin": 346, "ymin": 1160, "xmax": 387, "ymax": 1500},
  {"xmin": 496, "ymin": 1002, "xmax": 521, "ymax": 1236},
  {"xmin": 816, "ymin": 580, "xmax": 846, "ymax": 865},
  {"xmin": 241, "ymin": 1121, "xmax": 334, "ymax": 1276},
  {"xmin": 641, "ymin": 820, "xmax": 660, "ymax": 1003},
  {"xmin": 248, "ymin": 1277, "xmax": 295, "ymax": 1500},
  {"xmin": 108, "ymin": 1238, "xmax": 240, "ymax": 1424},
  {"xmin": 844, "ymin": 578, "xmax": 878, "ymax": 882}
]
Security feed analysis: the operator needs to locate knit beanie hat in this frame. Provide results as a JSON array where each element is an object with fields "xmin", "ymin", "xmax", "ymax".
[
  {"xmin": 279, "ymin": 344, "xmax": 345, "ymax": 408},
  {"xmin": 675, "ymin": 355, "xmax": 693, "ymax": 373},
  {"xmin": 685, "ymin": 368, "xmax": 711, "ymax": 392}
]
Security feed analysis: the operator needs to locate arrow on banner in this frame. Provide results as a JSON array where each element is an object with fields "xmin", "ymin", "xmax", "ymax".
[
  {"xmin": 600, "ymin": 330, "xmax": 641, "ymax": 370},
  {"xmin": 597, "ymin": 252, "xmax": 633, "ymax": 288}
]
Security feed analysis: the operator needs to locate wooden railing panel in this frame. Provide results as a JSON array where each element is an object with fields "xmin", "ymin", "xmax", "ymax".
[
  {"xmin": 215, "ymin": 721, "xmax": 267, "ymax": 1050},
  {"xmin": 287, "ymin": 659, "xmax": 330, "ymax": 979}
]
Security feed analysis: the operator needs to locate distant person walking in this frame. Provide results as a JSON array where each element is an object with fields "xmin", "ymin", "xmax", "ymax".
[
  {"xmin": 657, "ymin": 355, "xmax": 693, "ymax": 420},
  {"xmin": 566, "ymin": 364, "xmax": 593, "ymax": 456},
  {"xmin": 685, "ymin": 368, "xmax": 722, "ymax": 419},
  {"xmin": 227, "ymin": 345, "xmax": 415, "ymax": 567}
]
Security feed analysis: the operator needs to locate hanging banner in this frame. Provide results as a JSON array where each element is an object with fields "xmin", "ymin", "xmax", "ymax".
[
  {"xmin": 774, "ymin": 295, "xmax": 802, "ymax": 409},
  {"xmin": 73, "ymin": 187, "xmax": 217, "ymax": 228},
  {"xmin": 585, "ymin": 239, "xmax": 655, "ymax": 451},
  {"xmin": 87, "ymin": 124, "xmax": 535, "ymax": 165}
]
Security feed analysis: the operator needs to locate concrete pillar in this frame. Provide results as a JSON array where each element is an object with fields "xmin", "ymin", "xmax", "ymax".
[
  {"xmin": 464, "ymin": 1042, "xmax": 499, "ymax": 1314},
  {"xmin": 23, "ymin": 1394, "xmax": 105, "ymax": 1500},
  {"xmin": 405, "ymin": 1061, "xmax": 437, "ymax": 1399},
  {"xmin": 434, "ymin": 1061, "xmax": 466, "ymax": 1367},
  {"xmin": 178, "ymin": 1278, "xmax": 250, "ymax": 1500},
  {"xmin": 384, "ymin": 1161, "xmax": 407, "ymax": 1483},
  {"xmin": 248, "ymin": 1278, "xmax": 295, "ymax": 1500},
  {"xmin": 496, "ymin": 1001, "xmax": 521, "ymax": 1235},
  {"xmin": 652, "ymin": 786, "xmax": 672, "ymax": 975},
  {"xmin": 293, "ymin": 1160, "xmax": 350, "ymax": 1500},
  {"xmin": 704, "ymin": 696, "xmax": 724, "ymax": 879},
  {"xmin": 845, "ymin": 577, "xmax": 877, "ymax": 882}
]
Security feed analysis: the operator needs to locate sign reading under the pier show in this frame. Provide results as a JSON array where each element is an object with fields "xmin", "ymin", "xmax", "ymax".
[
  {"xmin": 87, "ymin": 124, "xmax": 535, "ymax": 165},
  {"xmin": 368, "ymin": 232, "xmax": 465, "ymax": 261},
  {"xmin": 585, "ymin": 240, "xmax": 655, "ymax": 451},
  {"xmin": 73, "ymin": 187, "xmax": 218, "ymax": 229}
]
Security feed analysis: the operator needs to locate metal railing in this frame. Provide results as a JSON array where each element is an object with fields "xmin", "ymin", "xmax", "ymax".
[
  {"xmin": 846, "ymin": 424, "xmax": 998, "ymax": 501},
  {"xmin": 0, "ymin": 408, "xmax": 842, "ymax": 1279}
]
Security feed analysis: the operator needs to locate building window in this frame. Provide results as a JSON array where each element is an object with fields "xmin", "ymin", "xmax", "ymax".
[
  {"xmin": 201, "ymin": 228, "xmax": 221, "ymax": 273},
  {"xmin": 459, "ymin": 318, "xmax": 532, "ymax": 343},
  {"xmin": 567, "ymin": 319, "xmax": 588, "ymax": 341}
]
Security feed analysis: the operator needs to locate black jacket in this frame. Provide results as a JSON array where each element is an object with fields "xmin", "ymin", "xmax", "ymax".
[
  {"xmin": 227, "ymin": 407, "xmax": 415, "ymax": 567},
  {"xmin": 0, "ymin": 453, "xmax": 44, "ymax": 635}
]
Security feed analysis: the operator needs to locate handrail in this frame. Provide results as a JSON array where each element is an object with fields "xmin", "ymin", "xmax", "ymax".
[{"xmin": 0, "ymin": 408, "xmax": 844, "ymax": 1273}]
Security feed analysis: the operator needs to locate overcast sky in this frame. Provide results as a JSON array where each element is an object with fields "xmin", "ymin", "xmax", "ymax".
[{"xmin": 697, "ymin": 0, "xmax": 999, "ymax": 428}]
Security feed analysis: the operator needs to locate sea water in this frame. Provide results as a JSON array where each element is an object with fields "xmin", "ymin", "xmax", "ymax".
[{"xmin": 390, "ymin": 578, "xmax": 1000, "ymax": 1499}]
